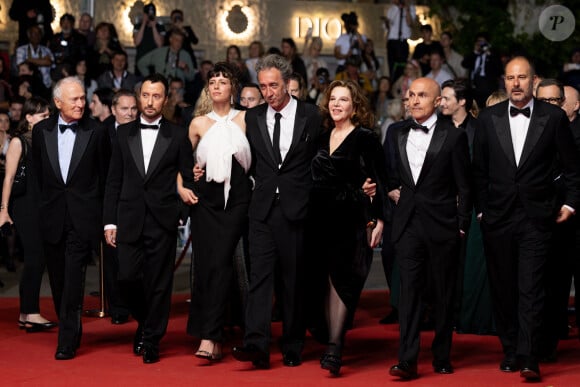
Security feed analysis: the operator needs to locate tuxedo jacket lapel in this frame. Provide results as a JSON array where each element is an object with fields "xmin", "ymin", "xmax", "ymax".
[
  {"xmin": 518, "ymin": 106, "xmax": 548, "ymax": 169},
  {"xmin": 145, "ymin": 121, "xmax": 171, "ymax": 181},
  {"xmin": 257, "ymin": 108, "xmax": 276, "ymax": 165},
  {"xmin": 128, "ymin": 123, "xmax": 146, "ymax": 178},
  {"xmin": 285, "ymin": 103, "xmax": 307, "ymax": 164},
  {"xmin": 397, "ymin": 128, "xmax": 414, "ymax": 187},
  {"xmin": 44, "ymin": 121, "xmax": 65, "ymax": 185},
  {"xmin": 492, "ymin": 109, "xmax": 517, "ymax": 167},
  {"xmin": 416, "ymin": 124, "xmax": 447, "ymax": 186},
  {"xmin": 67, "ymin": 122, "xmax": 93, "ymax": 182}
]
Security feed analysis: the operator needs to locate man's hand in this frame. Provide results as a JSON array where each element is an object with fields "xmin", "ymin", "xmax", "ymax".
[
  {"xmin": 178, "ymin": 60, "xmax": 189, "ymax": 72},
  {"xmin": 388, "ymin": 188, "xmax": 401, "ymax": 204},
  {"xmin": 193, "ymin": 164, "xmax": 204, "ymax": 182},
  {"xmin": 362, "ymin": 178, "xmax": 376, "ymax": 198},
  {"xmin": 105, "ymin": 229, "xmax": 117, "ymax": 248},
  {"xmin": 556, "ymin": 205, "xmax": 574, "ymax": 223}
]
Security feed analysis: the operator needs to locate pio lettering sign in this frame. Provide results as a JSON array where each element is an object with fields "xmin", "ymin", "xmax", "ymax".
[{"xmin": 539, "ymin": 5, "xmax": 575, "ymax": 42}]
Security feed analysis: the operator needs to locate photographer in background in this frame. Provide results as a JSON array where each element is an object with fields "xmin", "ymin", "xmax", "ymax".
[
  {"xmin": 307, "ymin": 67, "xmax": 330, "ymax": 106},
  {"xmin": 461, "ymin": 32, "xmax": 502, "ymax": 107},
  {"xmin": 164, "ymin": 9, "xmax": 199, "ymax": 70},
  {"xmin": 133, "ymin": 2, "xmax": 165, "ymax": 76},
  {"xmin": 49, "ymin": 14, "xmax": 87, "ymax": 83},
  {"xmin": 334, "ymin": 12, "xmax": 367, "ymax": 74},
  {"xmin": 561, "ymin": 48, "xmax": 580, "ymax": 91},
  {"xmin": 9, "ymin": 0, "xmax": 54, "ymax": 46},
  {"xmin": 384, "ymin": 0, "xmax": 416, "ymax": 82}
]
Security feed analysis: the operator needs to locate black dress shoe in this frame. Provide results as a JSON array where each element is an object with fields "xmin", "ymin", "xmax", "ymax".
[
  {"xmin": 389, "ymin": 361, "xmax": 418, "ymax": 379},
  {"xmin": 55, "ymin": 347, "xmax": 76, "ymax": 360},
  {"xmin": 24, "ymin": 320, "xmax": 58, "ymax": 333},
  {"xmin": 133, "ymin": 327, "xmax": 144, "ymax": 356},
  {"xmin": 379, "ymin": 309, "xmax": 398, "ymax": 324},
  {"xmin": 143, "ymin": 346, "xmax": 160, "ymax": 364},
  {"xmin": 433, "ymin": 361, "xmax": 454, "ymax": 374},
  {"xmin": 111, "ymin": 314, "xmax": 129, "ymax": 325},
  {"xmin": 499, "ymin": 355, "xmax": 519, "ymax": 372},
  {"xmin": 283, "ymin": 351, "xmax": 302, "ymax": 367},
  {"xmin": 232, "ymin": 345, "xmax": 270, "ymax": 369},
  {"xmin": 520, "ymin": 365, "xmax": 541, "ymax": 381}
]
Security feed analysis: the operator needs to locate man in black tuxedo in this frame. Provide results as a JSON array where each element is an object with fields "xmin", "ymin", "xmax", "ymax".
[
  {"xmin": 101, "ymin": 90, "xmax": 138, "ymax": 325},
  {"xmin": 103, "ymin": 74, "xmax": 195, "ymax": 364},
  {"xmin": 232, "ymin": 54, "xmax": 322, "ymax": 369},
  {"xmin": 473, "ymin": 57, "xmax": 580, "ymax": 381},
  {"xmin": 388, "ymin": 77, "xmax": 472, "ymax": 379},
  {"xmin": 32, "ymin": 76, "xmax": 111, "ymax": 360}
]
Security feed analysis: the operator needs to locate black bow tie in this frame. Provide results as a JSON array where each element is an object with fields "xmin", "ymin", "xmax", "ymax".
[
  {"xmin": 140, "ymin": 124, "xmax": 159, "ymax": 130},
  {"xmin": 410, "ymin": 122, "xmax": 429, "ymax": 133},
  {"xmin": 59, "ymin": 123, "xmax": 78, "ymax": 133},
  {"xmin": 510, "ymin": 106, "xmax": 531, "ymax": 118}
]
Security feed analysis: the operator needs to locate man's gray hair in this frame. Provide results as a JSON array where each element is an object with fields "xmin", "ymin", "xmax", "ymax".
[
  {"xmin": 255, "ymin": 54, "xmax": 292, "ymax": 82},
  {"xmin": 53, "ymin": 76, "xmax": 85, "ymax": 100}
]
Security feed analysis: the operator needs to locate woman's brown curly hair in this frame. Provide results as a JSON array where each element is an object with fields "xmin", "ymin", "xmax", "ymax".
[{"xmin": 319, "ymin": 80, "xmax": 374, "ymax": 130}]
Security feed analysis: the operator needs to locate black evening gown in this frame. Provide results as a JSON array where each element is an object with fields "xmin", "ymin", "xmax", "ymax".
[
  {"xmin": 187, "ymin": 157, "xmax": 251, "ymax": 342},
  {"xmin": 307, "ymin": 127, "xmax": 387, "ymax": 339},
  {"xmin": 10, "ymin": 135, "xmax": 46, "ymax": 314}
]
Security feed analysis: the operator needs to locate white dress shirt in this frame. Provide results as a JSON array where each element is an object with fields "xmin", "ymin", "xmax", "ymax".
[
  {"xmin": 508, "ymin": 100, "xmax": 534, "ymax": 166},
  {"xmin": 406, "ymin": 113, "xmax": 438, "ymax": 184},
  {"xmin": 473, "ymin": 53, "xmax": 487, "ymax": 78},
  {"xmin": 104, "ymin": 117, "xmax": 162, "ymax": 232},
  {"xmin": 140, "ymin": 117, "xmax": 162, "ymax": 173},
  {"xmin": 386, "ymin": 5, "xmax": 417, "ymax": 41},
  {"xmin": 267, "ymin": 97, "xmax": 297, "ymax": 166},
  {"xmin": 57, "ymin": 116, "xmax": 77, "ymax": 183}
]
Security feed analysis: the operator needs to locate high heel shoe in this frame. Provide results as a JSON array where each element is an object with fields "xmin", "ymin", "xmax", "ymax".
[
  {"xmin": 23, "ymin": 320, "xmax": 57, "ymax": 333},
  {"xmin": 320, "ymin": 343, "xmax": 342, "ymax": 376},
  {"xmin": 195, "ymin": 350, "xmax": 223, "ymax": 362}
]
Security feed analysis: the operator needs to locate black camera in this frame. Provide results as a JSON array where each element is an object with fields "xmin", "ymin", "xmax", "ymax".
[{"xmin": 144, "ymin": 3, "xmax": 156, "ymax": 22}]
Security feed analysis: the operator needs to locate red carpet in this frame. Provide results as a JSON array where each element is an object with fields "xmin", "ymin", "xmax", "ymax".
[{"xmin": 1, "ymin": 291, "xmax": 579, "ymax": 386}]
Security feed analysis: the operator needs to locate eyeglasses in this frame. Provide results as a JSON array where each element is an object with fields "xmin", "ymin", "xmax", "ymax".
[{"xmin": 538, "ymin": 97, "xmax": 562, "ymax": 104}]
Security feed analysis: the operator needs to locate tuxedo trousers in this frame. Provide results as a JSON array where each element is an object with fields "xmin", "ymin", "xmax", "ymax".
[
  {"xmin": 44, "ymin": 213, "xmax": 92, "ymax": 350},
  {"xmin": 395, "ymin": 214, "xmax": 460, "ymax": 363},
  {"xmin": 482, "ymin": 208, "xmax": 552, "ymax": 361},
  {"xmin": 102, "ymin": 241, "xmax": 129, "ymax": 317},
  {"xmin": 118, "ymin": 210, "xmax": 176, "ymax": 347},
  {"xmin": 244, "ymin": 203, "xmax": 306, "ymax": 354}
]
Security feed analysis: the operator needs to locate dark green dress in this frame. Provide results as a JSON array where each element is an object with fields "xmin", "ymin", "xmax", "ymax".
[{"xmin": 456, "ymin": 115, "xmax": 495, "ymax": 334}]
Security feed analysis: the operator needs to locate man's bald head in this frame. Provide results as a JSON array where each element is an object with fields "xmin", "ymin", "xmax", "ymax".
[
  {"xmin": 408, "ymin": 77, "xmax": 441, "ymax": 123},
  {"xmin": 563, "ymin": 86, "xmax": 580, "ymax": 122}
]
